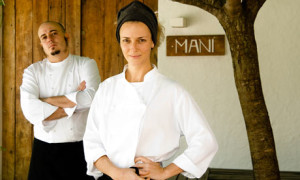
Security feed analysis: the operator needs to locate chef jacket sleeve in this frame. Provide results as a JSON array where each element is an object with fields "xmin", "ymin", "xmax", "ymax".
[
  {"xmin": 83, "ymin": 83, "xmax": 106, "ymax": 178},
  {"xmin": 64, "ymin": 58, "xmax": 101, "ymax": 118},
  {"xmin": 173, "ymin": 87, "xmax": 218, "ymax": 178},
  {"xmin": 20, "ymin": 65, "xmax": 58, "ymax": 132}
]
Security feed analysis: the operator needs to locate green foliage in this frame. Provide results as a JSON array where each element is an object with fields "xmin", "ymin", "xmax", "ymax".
[{"xmin": 0, "ymin": 0, "xmax": 5, "ymax": 6}]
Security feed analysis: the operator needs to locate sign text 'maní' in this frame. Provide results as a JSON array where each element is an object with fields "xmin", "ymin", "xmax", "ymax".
[{"xmin": 167, "ymin": 35, "xmax": 225, "ymax": 56}]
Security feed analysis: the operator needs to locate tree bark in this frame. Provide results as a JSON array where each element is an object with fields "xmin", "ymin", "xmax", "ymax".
[
  {"xmin": 172, "ymin": 0, "xmax": 280, "ymax": 179},
  {"xmin": 222, "ymin": 14, "xmax": 280, "ymax": 180}
]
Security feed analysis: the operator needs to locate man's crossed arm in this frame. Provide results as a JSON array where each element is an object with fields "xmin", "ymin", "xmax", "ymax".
[{"xmin": 41, "ymin": 81, "xmax": 86, "ymax": 121}]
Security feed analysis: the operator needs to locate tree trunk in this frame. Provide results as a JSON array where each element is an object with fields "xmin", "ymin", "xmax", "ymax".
[{"xmin": 220, "ymin": 14, "xmax": 280, "ymax": 179}]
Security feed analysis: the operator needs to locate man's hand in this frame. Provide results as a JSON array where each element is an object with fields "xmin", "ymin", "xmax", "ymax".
[
  {"xmin": 44, "ymin": 107, "xmax": 67, "ymax": 121},
  {"xmin": 77, "ymin": 80, "xmax": 86, "ymax": 91},
  {"xmin": 40, "ymin": 96, "xmax": 76, "ymax": 108}
]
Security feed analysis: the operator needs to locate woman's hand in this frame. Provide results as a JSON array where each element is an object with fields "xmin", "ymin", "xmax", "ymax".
[
  {"xmin": 113, "ymin": 168, "xmax": 144, "ymax": 180},
  {"xmin": 134, "ymin": 156, "xmax": 166, "ymax": 180},
  {"xmin": 94, "ymin": 155, "xmax": 144, "ymax": 180}
]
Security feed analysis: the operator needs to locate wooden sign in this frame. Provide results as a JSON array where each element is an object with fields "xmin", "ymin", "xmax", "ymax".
[{"xmin": 166, "ymin": 35, "xmax": 225, "ymax": 56}]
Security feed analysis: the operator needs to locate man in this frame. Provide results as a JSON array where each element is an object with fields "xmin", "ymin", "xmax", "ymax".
[{"xmin": 20, "ymin": 21, "xmax": 100, "ymax": 180}]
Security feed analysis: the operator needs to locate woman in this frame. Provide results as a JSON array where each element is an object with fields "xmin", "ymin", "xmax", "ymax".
[{"xmin": 83, "ymin": 1, "xmax": 218, "ymax": 179}]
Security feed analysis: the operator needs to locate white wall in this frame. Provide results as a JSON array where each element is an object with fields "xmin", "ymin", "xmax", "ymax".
[{"xmin": 158, "ymin": 0, "xmax": 300, "ymax": 171}]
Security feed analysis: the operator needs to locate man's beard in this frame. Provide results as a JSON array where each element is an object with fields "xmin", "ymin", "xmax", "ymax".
[{"xmin": 51, "ymin": 50, "xmax": 61, "ymax": 56}]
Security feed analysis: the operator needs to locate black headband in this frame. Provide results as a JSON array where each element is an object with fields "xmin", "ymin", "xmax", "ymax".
[{"xmin": 116, "ymin": 1, "xmax": 158, "ymax": 45}]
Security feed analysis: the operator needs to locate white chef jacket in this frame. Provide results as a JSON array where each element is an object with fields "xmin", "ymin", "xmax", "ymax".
[
  {"xmin": 83, "ymin": 65, "xmax": 218, "ymax": 179},
  {"xmin": 20, "ymin": 54, "xmax": 101, "ymax": 143}
]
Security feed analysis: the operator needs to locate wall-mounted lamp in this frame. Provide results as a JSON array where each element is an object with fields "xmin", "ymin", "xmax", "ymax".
[{"xmin": 170, "ymin": 17, "xmax": 187, "ymax": 28}]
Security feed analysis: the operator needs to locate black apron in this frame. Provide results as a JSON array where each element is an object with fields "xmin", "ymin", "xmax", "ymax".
[{"xmin": 28, "ymin": 138, "xmax": 93, "ymax": 180}]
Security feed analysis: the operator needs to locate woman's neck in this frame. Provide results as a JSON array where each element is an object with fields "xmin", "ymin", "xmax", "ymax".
[{"xmin": 125, "ymin": 63, "xmax": 153, "ymax": 82}]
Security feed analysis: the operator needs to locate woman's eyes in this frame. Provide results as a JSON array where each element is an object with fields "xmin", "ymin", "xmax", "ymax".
[{"xmin": 122, "ymin": 39, "xmax": 146, "ymax": 43}]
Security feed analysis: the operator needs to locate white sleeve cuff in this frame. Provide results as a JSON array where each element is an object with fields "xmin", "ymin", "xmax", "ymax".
[
  {"xmin": 42, "ymin": 120, "xmax": 57, "ymax": 132},
  {"xmin": 86, "ymin": 151, "xmax": 107, "ymax": 178},
  {"xmin": 173, "ymin": 153, "xmax": 203, "ymax": 178},
  {"xmin": 64, "ymin": 91, "xmax": 78, "ymax": 118},
  {"xmin": 43, "ymin": 103, "xmax": 58, "ymax": 119},
  {"xmin": 41, "ymin": 103, "xmax": 58, "ymax": 132}
]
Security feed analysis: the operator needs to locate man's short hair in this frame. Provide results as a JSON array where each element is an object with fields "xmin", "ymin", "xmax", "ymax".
[{"xmin": 43, "ymin": 21, "xmax": 66, "ymax": 33}]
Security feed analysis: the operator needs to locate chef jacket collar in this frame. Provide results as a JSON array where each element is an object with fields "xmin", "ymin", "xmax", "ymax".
[
  {"xmin": 122, "ymin": 64, "xmax": 158, "ymax": 82},
  {"xmin": 46, "ymin": 53, "xmax": 71, "ymax": 66}
]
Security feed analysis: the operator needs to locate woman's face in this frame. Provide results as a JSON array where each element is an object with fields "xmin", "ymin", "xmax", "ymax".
[{"xmin": 120, "ymin": 21, "xmax": 154, "ymax": 67}]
